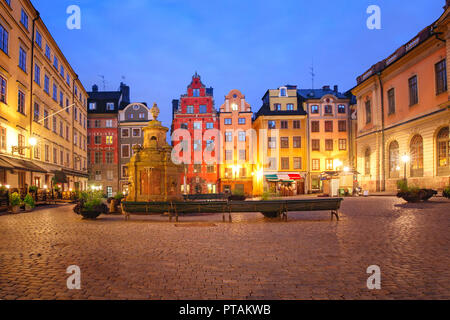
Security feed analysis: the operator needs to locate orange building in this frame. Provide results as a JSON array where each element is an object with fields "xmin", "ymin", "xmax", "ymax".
[
  {"xmin": 218, "ymin": 89, "xmax": 254, "ymax": 196},
  {"xmin": 352, "ymin": 4, "xmax": 450, "ymax": 192}
]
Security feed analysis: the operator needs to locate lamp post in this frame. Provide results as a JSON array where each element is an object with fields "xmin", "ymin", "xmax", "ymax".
[{"xmin": 401, "ymin": 154, "xmax": 410, "ymax": 182}]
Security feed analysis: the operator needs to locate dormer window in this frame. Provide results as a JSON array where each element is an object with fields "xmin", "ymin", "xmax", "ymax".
[
  {"xmin": 89, "ymin": 102, "xmax": 96, "ymax": 110},
  {"xmin": 193, "ymin": 89, "xmax": 200, "ymax": 97},
  {"xmin": 231, "ymin": 104, "xmax": 238, "ymax": 111},
  {"xmin": 280, "ymin": 88, "xmax": 287, "ymax": 97},
  {"xmin": 106, "ymin": 102, "xmax": 114, "ymax": 111}
]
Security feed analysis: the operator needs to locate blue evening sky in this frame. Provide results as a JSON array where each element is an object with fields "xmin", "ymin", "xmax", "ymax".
[{"xmin": 32, "ymin": 0, "xmax": 444, "ymax": 129}]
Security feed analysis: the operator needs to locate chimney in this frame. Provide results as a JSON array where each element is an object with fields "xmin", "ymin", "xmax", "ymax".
[
  {"xmin": 120, "ymin": 82, "xmax": 130, "ymax": 103},
  {"xmin": 92, "ymin": 84, "xmax": 98, "ymax": 92},
  {"xmin": 334, "ymin": 85, "xmax": 338, "ymax": 93},
  {"xmin": 322, "ymin": 85, "xmax": 330, "ymax": 91}
]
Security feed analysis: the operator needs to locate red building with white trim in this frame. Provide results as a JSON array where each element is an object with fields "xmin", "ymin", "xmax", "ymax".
[{"xmin": 172, "ymin": 73, "xmax": 219, "ymax": 194}]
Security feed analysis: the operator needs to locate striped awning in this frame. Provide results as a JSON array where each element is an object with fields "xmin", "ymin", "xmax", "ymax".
[
  {"xmin": 288, "ymin": 174, "xmax": 303, "ymax": 180},
  {"xmin": 265, "ymin": 174, "xmax": 279, "ymax": 181}
]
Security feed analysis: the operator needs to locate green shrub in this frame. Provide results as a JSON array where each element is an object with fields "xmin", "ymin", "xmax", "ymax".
[
  {"xmin": 397, "ymin": 180, "xmax": 408, "ymax": 192},
  {"xmin": 443, "ymin": 186, "xmax": 450, "ymax": 199},
  {"xmin": 23, "ymin": 194, "xmax": 35, "ymax": 208},
  {"xmin": 114, "ymin": 192, "xmax": 124, "ymax": 200},
  {"xmin": 84, "ymin": 198, "xmax": 103, "ymax": 211},
  {"xmin": 9, "ymin": 192, "xmax": 22, "ymax": 207},
  {"xmin": 28, "ymin": 186, "xmax": 38, "ymax": 193},
  {"xmin": 261, "ymin": 191, "xmax": 271, "ymax": 201}
]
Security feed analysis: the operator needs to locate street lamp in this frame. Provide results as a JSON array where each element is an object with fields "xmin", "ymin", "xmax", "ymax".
[
  {"xmin": 401, "ymin": 154, "xmax": 410, "ymax": 182},
  {"xmin": 12, "ymin": 137, "xmax": 38, "ymax": 155}
]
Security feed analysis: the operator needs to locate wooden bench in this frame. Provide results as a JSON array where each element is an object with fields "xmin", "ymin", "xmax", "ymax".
[{"xmin": 121, "ymin": 198, "xmax": 343, "ymax": 222}]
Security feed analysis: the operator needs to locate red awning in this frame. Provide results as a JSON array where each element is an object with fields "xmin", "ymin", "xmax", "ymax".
[{"xmin": 288, "ymin": 174, "xmax": 302, "ymax": 180}]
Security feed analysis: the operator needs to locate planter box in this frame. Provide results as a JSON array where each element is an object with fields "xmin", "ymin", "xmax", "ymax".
[
  {"xmin": 80, "ymin": 210, "xmax": 101, "ymax": 219},
  {"xmin": 397, "ymin": 189, "xmax": 437, "ymax": 203},
  {"xmin": 11, "ymin": 205, "xmax": 21, "ymax": 214}
]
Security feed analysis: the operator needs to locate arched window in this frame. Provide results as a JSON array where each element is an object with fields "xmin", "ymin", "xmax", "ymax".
[
  {"xmin": 389, "ymin": 141, "xmax": 399, "ymax": 178},
  {"xmin": 364, "ymin": 148, "xmax": 371, "ymax": 176},
  {"xmin": 437, "ymin": 127, "xmax": 449, "ymax": 176},
  {"xmin": 410, "ymin": 135, "xmax": 423, "ymax": 177}
]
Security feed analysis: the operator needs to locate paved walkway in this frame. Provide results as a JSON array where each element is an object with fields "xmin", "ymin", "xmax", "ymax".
[{"xmin": 0, "ymin": 197, "xmax": 449, "ymax": 300}]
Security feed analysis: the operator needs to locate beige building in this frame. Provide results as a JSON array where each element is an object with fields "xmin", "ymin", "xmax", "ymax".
[{"xmin": 0, "ymin": 0, "xmax": 88, "ymax": 191}]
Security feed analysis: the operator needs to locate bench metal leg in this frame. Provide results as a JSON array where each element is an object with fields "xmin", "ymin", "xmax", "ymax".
[{"xmin": 331, "ymin": 210, "xmax": 340, "ymax": 221}]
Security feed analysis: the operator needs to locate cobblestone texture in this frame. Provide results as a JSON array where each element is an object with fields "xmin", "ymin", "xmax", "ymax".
[{"xmin": 0, "ymin": 197, "xmax": 449, "ymax": 300}]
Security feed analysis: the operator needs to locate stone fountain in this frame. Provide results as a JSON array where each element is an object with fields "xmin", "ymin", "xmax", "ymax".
[{"xmin": 126, "ymin": 103, "xmax": 183, "ymax": 202}]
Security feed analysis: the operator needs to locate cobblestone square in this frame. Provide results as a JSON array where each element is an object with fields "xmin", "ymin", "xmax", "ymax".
[{"xmin": 0, "ymin": 197, "xmax": 449, "ymax": 300}]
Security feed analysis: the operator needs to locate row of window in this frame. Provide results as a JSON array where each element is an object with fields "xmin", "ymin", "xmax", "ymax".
[
  {"xmin": 365, "ymin": 127, "xmax": 449, "ymax": 177},
  {"xmin": 180, "ymin": 122, "xmax": 215, "ymax": 130},
  {"xmin": 88, "ymin": 151, "xmax": 116, "ymax": 165},
  {"xmin": 0, "ymin": 128, "xmax": 85, "ymax": 169},
  {"xmin": 266, "ymin": 157, "xmax": 303, "ymax": 170},
  {"xmin": 268, "ymin": 120, "xmax": 302, "ymax": 129},
  {"xmin": 87, "ymin": 135, "xmax": 115, "ymax": 146},
  {"xmin": 310, "ymin": 104, "xmax": 346, "ymax": 114},
  {"xmin": 121, "ymin": 128, "xmax": 142, "ymax": 138},
  {"xmin": 267, "ymin": 136, "xmax": 303, "ymax": 149},
  {"xmin": 311, "ymin": 120, "xmax": 347, "ymax": 133},
  {"xmin": 87, "ymin": 119, "xmax": 115, "ymax": 128},
  {"xmin": 365, "ymin": 59, "xmax": 447, "ymax": 124},
  {"xmin": 92, "ymin": 170, "xmax": 115, "ymax": 181}
]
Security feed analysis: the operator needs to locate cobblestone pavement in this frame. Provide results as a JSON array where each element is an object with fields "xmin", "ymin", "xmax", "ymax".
[{"xmin": 0, "ymin": 197, "xmax": 449, "ymax": 300}]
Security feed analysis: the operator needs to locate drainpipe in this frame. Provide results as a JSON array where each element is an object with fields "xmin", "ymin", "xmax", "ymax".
[
  {"xmin": 306, "ymin": 105, "xmax": 311, "ymax": 194},
  {"xmin": 377, "ymin": 73, "xmax": 386, "ymax": 192},
  {"xmin": 29, "ymin": 11, "xmax": 40, "ymax": 188}
]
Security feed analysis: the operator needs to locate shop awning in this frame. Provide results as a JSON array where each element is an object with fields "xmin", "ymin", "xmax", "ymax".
[
  {"xmin": 278, "ymin": 174, "xmax": 294, "ymax": 182},
  {"xmin": 62, "ymin": 168, "xmax": 89, "ymax": 178},
  {"xmin": 0, "ymin": 157, "xmax": 14, "ymax": 169},
  {"xmin": 53, "ymin": 170, "xmax": 68, "ymax": 183},
  {"xmin": 288, "ymin": 174, "xmax": 303, "ymax": 180},
  {"xmin": 0, "ymin": 155, "xmax": 47, "ymax": 173},
  {"xmin": 265, "ymin": 174, "xmax": 279, "ymax": 181}
]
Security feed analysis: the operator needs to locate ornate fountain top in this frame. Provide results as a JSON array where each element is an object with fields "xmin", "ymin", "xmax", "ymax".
[{"xmin": 150, "ymin": 103, "xmax": 160, "ymax": 121}]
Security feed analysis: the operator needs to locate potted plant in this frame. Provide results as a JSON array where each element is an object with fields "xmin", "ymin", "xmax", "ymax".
[
  {"xmin": 396, "ymin": 180, "xmax": 437, "ymax": 203},
  {"xmin": 229, "ymin": 189, "xmax": 246, "ymax": 201},
  {"xmin": 9, "ymin": 192, "xmax": 22, "ymax": 213},
  {"xmin": 108, "ymin": 192, "xmax": 124, "ymax": 214},
  {"xmin": 443, "ymin": 186, "xmax": 450, "ymax": 199},
  {"xmin": 73, "ymin": 191, "xmax": 108, "ymax": 220},
  {"xmin": 23, "ymin": 193, "xmax": 36, "ymax": 212}
]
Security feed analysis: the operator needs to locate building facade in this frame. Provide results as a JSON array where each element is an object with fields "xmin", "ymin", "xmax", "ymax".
[
  {"xmin": 218, "ymin": 89, "xmax": 254, "ymax": 196},
  {"xmin": 87, "ymin": 83, "xmax": 130, "ymax": 197},
  {"xmin": 253, "ymin": 85, "xmax": 308, "ymax": 196},
  {"xmin": 352, "ymin": 6, "xmax": 450, "ymax": 192},
  {"xmin": 0, "ymin": 0, "xmax": 88, "ymax": 192},
  {"xmin": 298, "ymin": 86, "xmax": 352, "ymax": 192},
  {"xmin": 172, "ymin": 73, "xmax": 219, "ymax": 194},
  {"xmin": 118, "ymin": 102, "xmax": 150, "ymax": 194}
]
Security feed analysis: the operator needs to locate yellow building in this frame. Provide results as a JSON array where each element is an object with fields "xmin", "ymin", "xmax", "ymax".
[
  {"xmin": 253, "ymin": 85, "xmax": 308, "ymax": 196},
  {"xmin": 0, "ymin": 0, "xmax": 88, "ymax": 191}
]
